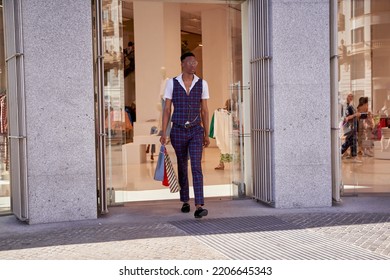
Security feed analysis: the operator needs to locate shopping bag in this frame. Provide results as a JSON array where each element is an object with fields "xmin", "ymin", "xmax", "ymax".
[
  {"xmin": 153, "ymin": 145, "xmax": 165, "ymax": 181},
  {"xmin": 164, "ymin": 150, "xmax": 180, "ymax": 193},
  {"xmin": 162, "ymin": 161, "xmax": 169, "ymax": 187}
]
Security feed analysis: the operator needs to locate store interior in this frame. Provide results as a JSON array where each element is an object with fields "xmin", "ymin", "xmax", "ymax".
[{"xmin": 101, "ymin": 0, "xmax": 244, "ymax": 205}]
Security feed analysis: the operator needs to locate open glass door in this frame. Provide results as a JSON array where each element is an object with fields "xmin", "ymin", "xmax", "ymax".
[
  {"xmin": 94, "ymin": 0, "xmax": 129, "ymax": 212},
  {"xmin": 227, "ymin": 1, "xmax": 247, "ymax": 199},
  {"xmin": 338, "ymin": 0, "xmax": 390, "ymax": 196},
  {"xmin": 3, "ymin": 0, "xmax": 28, "ymax": 220},
  {"xmin": 0, "ymin": 0, "xmax": 11, "ymax": 215}
]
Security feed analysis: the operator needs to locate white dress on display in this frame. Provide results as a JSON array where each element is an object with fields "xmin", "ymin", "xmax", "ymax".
[{"xmin": 213, "ymin": 109, "xmax": 233, "ymax": 155}]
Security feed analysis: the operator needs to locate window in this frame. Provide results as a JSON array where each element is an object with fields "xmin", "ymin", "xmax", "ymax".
[
  {"xmin": 371, "ymin": 24, "xmax": 390, "ymax": 41},
  {"xmin": 338, "ymin": 1, "xmax": 345, "ymax": 31},
  {"xmin": 351, "ymin": 27, "xmax": 364, "ymax": 44},
  {"xmin": 371, "ymin": 0, "xmax": 390, "ymax": 13},
  {"xmin": 373, "ymin": 56, "xmax": 390, "ymax": 78},
  {"xmin": 351, "ymin": 0, "xmax": 364, "ymax": 17},
  {"xmin": 350, "ymin": 53, "xmax": 365, "ymax": 79}
]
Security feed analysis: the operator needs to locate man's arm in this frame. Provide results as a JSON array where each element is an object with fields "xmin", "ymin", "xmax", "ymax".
[
  {"xmin": 160, "ymin": 99, "xmax": 172, "ymax": 145},
  {"xmin": 201, "ymin": 99, "xmax": 210, "ymax": 147}
]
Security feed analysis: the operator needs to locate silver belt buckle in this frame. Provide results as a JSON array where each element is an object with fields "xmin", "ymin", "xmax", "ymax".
[{"xmin": 184, "ymin": 121, "xmax": 190, "ymax": 128}]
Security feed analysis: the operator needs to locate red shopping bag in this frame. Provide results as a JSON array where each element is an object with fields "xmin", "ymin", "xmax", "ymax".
[
  {"xmin": 164, "ymin": 150, "xmax": 180, "ymax": 193},
  {"xmin": 162, "ymin": 161, "xmax": 169, "ymax": 187}
]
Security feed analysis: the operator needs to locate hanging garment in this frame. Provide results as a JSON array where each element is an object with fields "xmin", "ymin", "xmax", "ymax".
[
  {"xmin": 213, "ymin": 109, "xmax": 233, "ymax": 155},
  {"xmin": 209, "ymin": 112, "xmax": 215, "ymax": 138}
]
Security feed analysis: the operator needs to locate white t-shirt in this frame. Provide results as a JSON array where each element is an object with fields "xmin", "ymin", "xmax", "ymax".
[{"xmin": 163, "ymin": 74, "xmax": 209, "ymax": 100}]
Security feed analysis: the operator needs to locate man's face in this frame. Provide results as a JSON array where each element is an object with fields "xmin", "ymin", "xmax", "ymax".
[{"xmin": 182, "ymin": 56, "xmax": 198, "ymax": 74}]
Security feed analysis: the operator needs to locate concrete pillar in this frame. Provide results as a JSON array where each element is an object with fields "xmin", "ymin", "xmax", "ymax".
[
  {"xmin": 271, "ymin": 0, "xmax": 332, "ymax": 207},
  {"xmin": 21, "ymin": 0, "xmax": 97, "ymax": 223}
]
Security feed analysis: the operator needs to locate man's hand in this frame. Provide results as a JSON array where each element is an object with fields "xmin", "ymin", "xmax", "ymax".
[{"xmin": 203, "ymin": 136, "xmax": 210, "ymax": 147}]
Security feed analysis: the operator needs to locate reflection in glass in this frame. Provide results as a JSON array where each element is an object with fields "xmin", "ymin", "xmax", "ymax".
[
  {"xmin": 338, "ymin": 0, "xmax": 390, "ymax": 195},
  {"xmin": 102, "ymin": 0, "xmax": 129, "ymax": 205}
]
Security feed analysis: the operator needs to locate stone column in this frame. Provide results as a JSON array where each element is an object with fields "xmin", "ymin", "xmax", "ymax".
[
  {"xmin": 271, "ymin": 0, "xmax": 332, "ymax": 207},
  {"xmin": 21, "ymin": 0, "xmax": 97, "ymax": 223}
]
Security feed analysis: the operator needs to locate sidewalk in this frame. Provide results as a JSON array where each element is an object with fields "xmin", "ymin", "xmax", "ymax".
[{"xmin": 0, "ymin": 196, "xmax": 389, "ymax": 260}]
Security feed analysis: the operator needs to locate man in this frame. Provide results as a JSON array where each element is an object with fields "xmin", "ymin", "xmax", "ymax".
[
  {"xmin": 341, "ymin": 93, "xmax": 361, "ymax": 159},
  {"xmin": 160, "ymin": 52, "xmax": 210, "ymax": 219}
]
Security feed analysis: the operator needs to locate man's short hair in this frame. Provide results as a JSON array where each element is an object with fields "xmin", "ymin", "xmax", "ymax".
[{"xmin": 180, "ymin": 52, "xmax": 195, "ymax": 62}]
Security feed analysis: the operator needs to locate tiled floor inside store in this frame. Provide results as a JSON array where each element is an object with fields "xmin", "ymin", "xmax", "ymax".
[
  {"xmin": 106, "ymin": 146, "xmax": 236, "ymax": 203},
  {"xmin": 342, "ymin": 155, "xmax": 390, "ymax": 194}
]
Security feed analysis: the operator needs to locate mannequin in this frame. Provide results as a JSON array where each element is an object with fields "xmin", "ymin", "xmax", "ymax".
[{"xmin": 157, "ymin": 67, "xmax": 170, "ymax": 136}]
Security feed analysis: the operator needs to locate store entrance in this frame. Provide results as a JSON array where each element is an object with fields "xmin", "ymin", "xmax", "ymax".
[
  {"xmin": 93, "ymin": 0, "xmax": 247, "ymax": 210},
  {"xmin": 338, "ymin": 0, "xmax": 390, "ymax": 196}
]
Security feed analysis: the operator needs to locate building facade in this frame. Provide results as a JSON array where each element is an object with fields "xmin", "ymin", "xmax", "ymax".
[{"xmin": 0, "ymin": 0, "xmax": 388, "ymax": 224}]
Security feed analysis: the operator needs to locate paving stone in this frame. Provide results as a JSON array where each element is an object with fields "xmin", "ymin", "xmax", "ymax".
[{"xmin": 0, "ymin": 200, "xmax": 389, "ymax": 260}]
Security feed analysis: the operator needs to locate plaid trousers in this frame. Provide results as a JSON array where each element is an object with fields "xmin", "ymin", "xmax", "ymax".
[{"xmin": 170, "ymin": 123, "xmax": 205, "ymax": 206}]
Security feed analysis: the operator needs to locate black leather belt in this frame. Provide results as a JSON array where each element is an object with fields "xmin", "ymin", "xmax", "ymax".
[{"xmin": 173, "ymin": 122, "xmax": 199, "ymax": 129}]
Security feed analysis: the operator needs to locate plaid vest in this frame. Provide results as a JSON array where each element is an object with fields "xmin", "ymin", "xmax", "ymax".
[{"xmin": 171, "ymin": 78, "xmax": 202, "ymax": 126}]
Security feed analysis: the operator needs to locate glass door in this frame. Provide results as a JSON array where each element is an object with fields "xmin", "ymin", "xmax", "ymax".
[
  {"xmin": 0, "ymin": 0, "xmax": 10, "ymax": 215},
  {"xmin": 226, "ymin": 2, "xmax": 247, "ymax": 199},
  {"xmin": 102, "ymin": 0, "xmax": 127, "ymax": 206},
  {"xmin": 338, "ymin": 0, "xmax": 390, "ymax": 195}
]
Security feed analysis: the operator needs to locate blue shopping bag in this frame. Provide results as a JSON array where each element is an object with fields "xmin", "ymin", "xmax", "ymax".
[{"xmin": 153, "ymin": 145, "xmax": 165, "ymax": 181}]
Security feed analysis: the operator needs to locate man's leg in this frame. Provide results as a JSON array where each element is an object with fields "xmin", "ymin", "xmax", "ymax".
[
  {"xmin": 351, "ymin": 131, "xmax": 357, "ymax": 157},
  {"xmin": 170, "ymin": 126, "xmax": 190, "ymax": 203},
  {"xmin": 341, "ymin": 134, "xmax": 352, "ymax": 155},
  {"xmin": 188, "ymin": 126, "xmax": 205, "ymax": 206}
]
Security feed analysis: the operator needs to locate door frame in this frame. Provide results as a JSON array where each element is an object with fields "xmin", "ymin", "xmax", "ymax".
[
  {"xmin": 4, "ymin": 0, "xmax": 29, "ymax": 221},
  {"xmin": 93, "ymin": 0, "xmax": 109, "ymax": 214}
]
